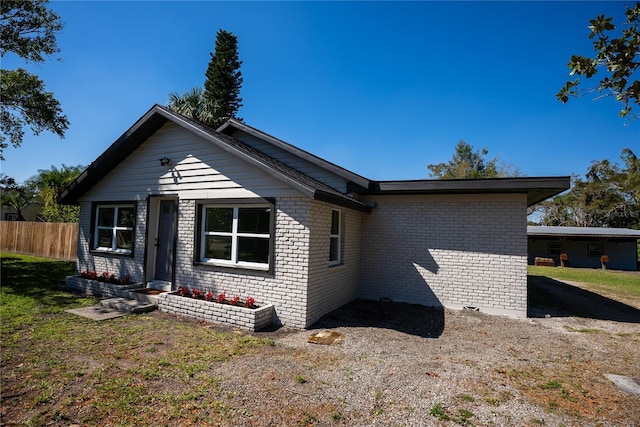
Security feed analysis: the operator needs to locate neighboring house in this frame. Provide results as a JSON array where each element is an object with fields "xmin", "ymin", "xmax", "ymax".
[
  {"xmin": 0, "ymin": 204, "xmax": 42, "ymax": 222},
  {"xmin": 528, "ymin": 226, "xmax": 640, "ymax": 271},
  {"xmin": 59, "ymin": 105, "xmax": 569, "ymax": 328}
]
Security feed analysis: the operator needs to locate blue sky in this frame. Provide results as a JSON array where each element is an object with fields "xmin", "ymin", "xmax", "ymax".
[{"xmin": 2, "ymin": 1, "xmax": 639, "ymax": 184}]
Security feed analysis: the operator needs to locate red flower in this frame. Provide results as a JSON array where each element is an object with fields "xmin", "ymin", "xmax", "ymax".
[
  {"xmin": 229, "ymin": 295, "xmax": 240, "ymax": 306},
  {"xmin": 245, "ymin": 297, "xmax": 255, "ymax": 308},
  {"xmin": 217, "ymin": 293, "xmax": 226, "ymax": 303},
  {"xmin": 205, "ymin": 291, "xmax": 214, "ymax": 301}
]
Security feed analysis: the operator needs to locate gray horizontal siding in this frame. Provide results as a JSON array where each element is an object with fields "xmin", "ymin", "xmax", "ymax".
[{"xmin": 81, "ymin": 122, "xmax": 302, "ymax": 202}]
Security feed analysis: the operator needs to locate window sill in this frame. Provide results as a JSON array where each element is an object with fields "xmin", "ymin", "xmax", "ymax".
[
  {"xmin": 328, "ymin": 262, "xmax": 344, "ymax": 268},
  {"xmin": 194, "ymin": 261, "xmax": 272, "ymax": 274},
  {"xmin": 90, "ymin": 249, "xmax": 134, "ymax": 258}
]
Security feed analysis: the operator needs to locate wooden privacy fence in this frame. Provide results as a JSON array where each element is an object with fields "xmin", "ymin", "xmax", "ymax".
[{"xmin": 0, "ymin": 221, "xmax": 78, "ymax": 261}]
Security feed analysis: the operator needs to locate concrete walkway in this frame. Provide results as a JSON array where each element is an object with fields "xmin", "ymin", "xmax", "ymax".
[{"xmin": 66, "ymin": 296, "xmax": 156, "ymax": 320}]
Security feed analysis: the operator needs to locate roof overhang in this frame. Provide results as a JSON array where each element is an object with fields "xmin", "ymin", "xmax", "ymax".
[
  {"xmin": 349, "ymin": 176, "xmax": 570, "ymax": 207},
  {"xmin": 58, "ymin": 105, "xmax": 171, "ymax": 204}
]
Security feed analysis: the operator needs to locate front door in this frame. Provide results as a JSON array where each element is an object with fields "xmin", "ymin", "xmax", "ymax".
[{"xmin": 155, "ymin": 200, "xmax": 177, "ymax": 281}]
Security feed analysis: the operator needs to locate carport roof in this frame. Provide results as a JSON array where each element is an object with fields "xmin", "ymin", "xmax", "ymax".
[{"xmin": 528, "ymin": 226, "xmax": 640, "ymax": 239}]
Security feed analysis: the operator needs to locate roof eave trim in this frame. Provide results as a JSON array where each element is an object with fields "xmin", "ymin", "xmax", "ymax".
[
  {"xmin": 314, "ymin": 190, "xmax": 373, "ymax": 213},
  {"xmin": 355, "ymin": 177, "xmax": 570, "ymax": 207},
  {"xmin": 58, "ymin": 104, "xmax": 170, "ymax": 204}
]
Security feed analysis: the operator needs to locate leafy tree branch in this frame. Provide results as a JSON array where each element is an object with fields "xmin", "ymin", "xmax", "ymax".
[
  {"xmin": 0, "ymin": 0, "xmax": 68, "ymax": 159},
  {"xmin": 557, "ymin": 2, "xmax": 640, "ymax": 120}
]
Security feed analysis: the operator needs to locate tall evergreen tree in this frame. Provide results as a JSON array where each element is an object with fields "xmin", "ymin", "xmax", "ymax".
[
  {"xmin": 167, "ymin": 29, "xmax": 243, "ymax": 128},
  {"xmin": 204, "ymin": 29, "xmax": 243, "ymax": 126}
]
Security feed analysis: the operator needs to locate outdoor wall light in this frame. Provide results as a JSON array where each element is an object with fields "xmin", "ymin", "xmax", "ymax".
[{"xmin": 159, "ymin": 157, "xmax": 171, "ymax": 166}]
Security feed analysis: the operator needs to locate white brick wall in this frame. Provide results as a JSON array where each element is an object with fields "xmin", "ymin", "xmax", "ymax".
[
  {"xmin": 174, "ymin": 196, "xmax": 312, "ymax": 328},
  {"xmin": 75, "ymin": 191, "xmax": 529, "ymax": 326},
  {"xmin": 306, "ymin": 201, "xmax": 363, "ymax": 325},
  {"xmin": 76, "ymin": 200, "xmax": 146, "ymax": 283},
  {"xmin": 358, "ymin": 194, "xmax": 528, "ymax": 317}
]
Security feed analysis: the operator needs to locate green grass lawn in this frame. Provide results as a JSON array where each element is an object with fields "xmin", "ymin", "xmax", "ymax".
[
  {"xmin": 527, "ymin": 265, "xmax": 640, "ymax": 301},
  {"xmin": 0, "ymin": 252, "xmax": 274, "ymax": 426}
]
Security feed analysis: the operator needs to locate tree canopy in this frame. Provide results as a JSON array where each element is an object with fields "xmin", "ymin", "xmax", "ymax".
[
  {"xmin": 32, "ymin": 164, "xmax": 83, "ymax": 222},
  {"xmin": 0, "ymin": 0, "xmax": 69, "ymax": 159},
  {"xmin": 533, "ymin": 149, "xmax": 640, "ymax": 229},
  {"xmin": 167, "ymin": 29, "xmax": 243, "ymax": 128},
  {"xmin": 0, "ymin": 164, "xmax": 83, "ymax": 222},
  {"xmin": 427, "ymin": 140, "xmax": 520, "ymax": 179},
  {"xmin": 557, "ymin": 2, "xmax": 640, "ymax": 120}
]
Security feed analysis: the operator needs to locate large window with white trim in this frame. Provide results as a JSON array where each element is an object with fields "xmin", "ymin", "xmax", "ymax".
[
  {"xmin": 329, "ymin": 209, "xmax": 341, "ymax": 265},
  {"xmin": 93, "ymin": 204, "xmax": 135, "ymax": 254},
  {"xmin": 200, "ymin": 205, "xmax": 272, "ymax": 269}
]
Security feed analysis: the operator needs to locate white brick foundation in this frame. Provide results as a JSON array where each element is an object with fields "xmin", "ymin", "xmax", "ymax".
[
  {"xmin": 158, "ymin": 292, "xmax": 274, "ymax": 331},
  {"xmin": 65, "ymin": 276, "xmax": 143, "ymax": 297}
]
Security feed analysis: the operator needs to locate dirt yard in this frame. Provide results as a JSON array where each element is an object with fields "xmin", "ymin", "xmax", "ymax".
[
  {"xmin": 2, "ymin": 275, "xmax": 639, "ymax": 426},
  {"xmin": 223, "ymin": 279, "xmax": 640, "ymax": 426}
]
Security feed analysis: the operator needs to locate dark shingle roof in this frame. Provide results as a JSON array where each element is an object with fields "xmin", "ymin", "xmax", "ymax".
[{"xmin": 218, "ymin": 119, "xmax": 370, "ymax": 188}]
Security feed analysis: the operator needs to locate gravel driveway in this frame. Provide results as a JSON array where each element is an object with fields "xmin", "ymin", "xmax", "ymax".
[{"xmin": 209, "ymin": 278, "xmax": 640, "ymax": 426}]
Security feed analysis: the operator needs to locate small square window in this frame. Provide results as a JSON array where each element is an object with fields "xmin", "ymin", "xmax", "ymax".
[
  {"xmin": 93, "ymin": 204, "xmax": 135, "ymax": 255},
  {"xmin": 588, "ymin": 244, "xmax": 602, "ymax": 257},
  {"xmin": 548, "ymin": 242, "xmax": 560, "ymax": 255}
]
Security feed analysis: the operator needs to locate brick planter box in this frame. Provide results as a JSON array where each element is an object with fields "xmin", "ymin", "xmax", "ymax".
[
  {"xmin": 65, "ymin": 276, "xmax": 142, "ymax": 298},
  {"xmin": 158, "ymin": 292, "xmax": 274, "ymax": 331}
]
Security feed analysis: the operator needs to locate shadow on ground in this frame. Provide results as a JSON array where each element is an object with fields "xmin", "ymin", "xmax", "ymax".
[
  {"xmin": 528, "ymin": 275, "xmax": 640, "ymax": 323},
  {"xmin": 0, "ymin": 255, "xmax": 86, "ymax": 310},
  {"xmin": 308, "ymin": 299, "xmax": 445, "ymax": 338}
]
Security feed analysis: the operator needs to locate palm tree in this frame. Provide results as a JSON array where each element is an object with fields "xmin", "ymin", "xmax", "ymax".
[{"xmin": 167, "ymin": 87, "xmax": 227, "ymax": 128}]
